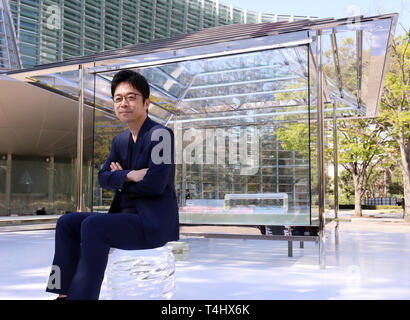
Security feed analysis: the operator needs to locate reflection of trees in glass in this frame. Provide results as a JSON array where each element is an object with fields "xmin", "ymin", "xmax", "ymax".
[
  {"xmin": 276, "ymin": 122, "xmax": 310, "ymax": 160},
  {"xmin": 269, "ymin": 116, "xmax": 311, "ymax": 209},
  {"xmin": 323, "ymin": 36, "xmax": 371, "ymax": 104},
  {"xmin": 272, "ymin": 81, "xmax": 312, "ymax": 164},
  {"xmin": 94, "ymin": 121, "xmax": 121, "ymax": 165},
  {"xmin": 275, "ymin": 121, "xmax": 316, "ymax": 205},
  {"xmin": 150, "ymin": 95, "xmax": 176, "ymax": 113},
  {"xmin": 273, "ymin": 79, "xmax": 308, "ymax": 107},
  {"xmin": 93, "ymin": 119, "xmax": 124, "ymax": 206}
]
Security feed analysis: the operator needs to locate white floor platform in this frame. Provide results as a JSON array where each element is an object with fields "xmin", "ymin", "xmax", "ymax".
[{"xmin": 1, "ymin": 219, "xmax": 410, "ymax": 300}]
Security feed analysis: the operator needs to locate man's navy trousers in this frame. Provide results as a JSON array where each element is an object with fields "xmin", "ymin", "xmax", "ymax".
[{"xmin": 45, "ymin": 211, "xmax": 163, "ymax": 300}]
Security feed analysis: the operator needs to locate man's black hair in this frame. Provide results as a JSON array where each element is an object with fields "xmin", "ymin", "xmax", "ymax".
[{"xmin": 111, "ymin": 70, "xmax": 150, "ymax": 102}]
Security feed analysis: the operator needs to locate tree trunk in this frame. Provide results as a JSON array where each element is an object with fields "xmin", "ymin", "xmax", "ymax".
[
  {"xmin": 403, "ymin": 177, "xmax": 410, "ymax": 221},
  {"xmin": 384, "ymin": 169, "xmax": 389, "ymax": 197},
  {"xmin": 401, "ymin": 161, "xmax": 410, "ymax": 221},
  {"xmin": 354, "ymin": 188, "xmax": 362, "ymax": 217},
  {"xmin": 399, "ymin": 143, "xmax": 410, "ymax": 220},
  {"xmin": 352, "ymin": 174, "xmax": 363, "ymax": 217}
]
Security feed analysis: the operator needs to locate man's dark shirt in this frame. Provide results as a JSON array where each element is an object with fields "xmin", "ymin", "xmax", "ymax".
[{"xmin": 119, "ymin": 133, "xmax": 139, "ymax": 212}]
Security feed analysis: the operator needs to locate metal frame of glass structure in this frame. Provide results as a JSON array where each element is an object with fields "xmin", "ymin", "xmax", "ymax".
[{"xmin": 3, "ymin": 14, "xmax": 398, "ymax": 262}]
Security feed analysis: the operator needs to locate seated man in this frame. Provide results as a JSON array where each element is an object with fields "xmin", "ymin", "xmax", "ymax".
[{"xmin": 46, "ymin": 70, "xmax": 179, "ymax": 300}]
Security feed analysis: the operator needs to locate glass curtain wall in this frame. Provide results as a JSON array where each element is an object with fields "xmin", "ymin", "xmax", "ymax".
[
  {"xmin": 89, "ymin": 15, "xmax": 396, "ymax": 228},
  {"xmin": 0, "ymin": 68, "xmax": 96, "ymax": 215},
  {"xmin": 0, "ymin": 155, "xmax": 7, "ymax": 215},
  {"xmin": 0, "ymin": 151, "xmax": 79, "ymax": 216},
  {"xmin": 3, "ymin": 14, "xmax": 396, "ymax": 223},
  {"xmin": 93, "ymin": 45, "xmax": 314, "ymax": 226}
]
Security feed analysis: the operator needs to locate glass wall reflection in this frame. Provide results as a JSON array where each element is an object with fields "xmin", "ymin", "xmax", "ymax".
[
  {"xmin": 0, "ymin": 155, "xmax": 7, "ymax": 215},
  {"xmin": 0, "ymin": 69, "xmax": 94, "ymax": 216},
  {"xmin": 8, "ymin": 156, "xmax": 76, "ymax": 215},
  {"xmin": 93, "ymin": 109, "xmax": 127, "ymax": 209},
  {"xmin": 3, "ymin": 14, "xmax": 395, "ymax": 226},
  {"xmin": 94, "ymin": 45, "xmax": 313, "ymax": 226}
]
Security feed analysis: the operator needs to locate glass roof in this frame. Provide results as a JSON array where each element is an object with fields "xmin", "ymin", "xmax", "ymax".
[{"xmin": 4, "ymin": 14, "xmax": 397, "ymax": 126}]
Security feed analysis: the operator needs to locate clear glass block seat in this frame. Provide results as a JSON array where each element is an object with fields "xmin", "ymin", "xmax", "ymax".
[{"xmin": 100, "ymin": 246, "xmax": 175, "ymax": 300}]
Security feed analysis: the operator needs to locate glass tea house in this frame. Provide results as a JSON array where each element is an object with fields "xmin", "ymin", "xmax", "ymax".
[{"xmin": 3, "ymin": 14, "xmax": 397, "ymax": 238}]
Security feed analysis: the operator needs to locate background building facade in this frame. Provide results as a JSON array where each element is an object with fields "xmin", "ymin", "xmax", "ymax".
[
  {"xmin": 9, "ymin": 0, "xmax": 315, "ymax": 68},
  {"xmin": 0, "ymin": 0, "xmax": 21, "ymax": 69}
]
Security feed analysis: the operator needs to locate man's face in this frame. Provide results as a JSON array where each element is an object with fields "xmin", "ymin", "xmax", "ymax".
[{"xmin": 113, "ymin": 81, "xmax": 150, "ymax": 124}]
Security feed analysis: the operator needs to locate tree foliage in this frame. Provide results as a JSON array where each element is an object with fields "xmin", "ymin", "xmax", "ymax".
[
  {"xmin": 372, "ymin": 33, "xmax": 410, "ymax": 216},
  {"xmin": 337, "ymin": 119, "xmax": 383, "ymax": 215}
]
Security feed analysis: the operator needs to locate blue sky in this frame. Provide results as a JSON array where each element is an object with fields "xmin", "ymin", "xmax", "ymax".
[{"xmin": 224, "ymin": 0, "xmax": 409, "ymax": 36}]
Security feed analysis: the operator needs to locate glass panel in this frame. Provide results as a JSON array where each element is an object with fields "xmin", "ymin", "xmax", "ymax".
[
  {"xmin": 95, "ymin": 45, "xmax": 312, "ymax": 226},
  {"xmin": 83, "ymin": 70, "xmax": 95, "ymax": 211},
  {"xmin": 2, "ymin": 155, "xmax": 81, "ymax": 215},
  {"xmin": 0, "ymin": 68, "xmax": 95, "ymax": 215},
  {"xmin": 3, "ymin": 13, "xmax": 396, "ymax": 226},
  {"xmin": 93, "ymin": 108, "xmax": 127, "ymax": 211},
  {"xmin": 309, "ymin": 39, "xmax": 319, "ymax": 226},
  {"xmin": 10, "ymin": 156, "xmax": 48, "ymax": 215},
  {"xmin": 0, "ymin": 155, "xmax": 7, "ymax": 215},
  {"xmin": 322, "ymin": 17, "xmax": 393, "ymax": 117}
]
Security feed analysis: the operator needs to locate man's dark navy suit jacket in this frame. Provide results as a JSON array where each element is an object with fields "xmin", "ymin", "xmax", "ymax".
[{"xmin": 98, "ymin": 116, "xmax": 179, "ymax": 245}]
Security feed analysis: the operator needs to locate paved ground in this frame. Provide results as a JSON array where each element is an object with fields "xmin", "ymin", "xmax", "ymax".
[
  {"xmin": 1, "ymin": 210, "xmax": 410, "ymax": 300},
  {"xmin": 338, "ymin": 217, "xmax": 410, "ymax": 233}
]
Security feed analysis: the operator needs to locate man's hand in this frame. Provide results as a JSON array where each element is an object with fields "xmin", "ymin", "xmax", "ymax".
[
  {"xmin": 110, "ymin": 162, "xmax": 123, "ymax": 172},
  {"xmin": 110, "ymin": 162, "xmax": 148, "ymax": 183},
  {"xmin": 126, "ymin": 168, "xmax": 148, "ymax": 183}
]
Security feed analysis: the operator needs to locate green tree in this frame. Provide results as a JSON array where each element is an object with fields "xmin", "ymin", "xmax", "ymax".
[
  {"xmin": 339, "ymin": 169, "xmax": 355, "ymax": 204},
  {"xmin": 372, "ymin": 33, "xmax": 410, "ymax": 218},
  {"xmin": 337, "ymin": 119, "xmax": 383, "ymax": 216},
  {"xmin": 276, "ymin": 122, "xmax": 311, "ymax": 159},
  {"xmin": 323, "ymin": 34, "xmax": 406, "ymax": 216},
  {"xmin": 323, "ymin": 36, "xmax": 380, "ymax": 216}
]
